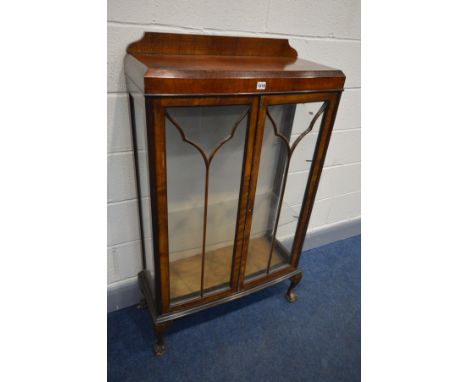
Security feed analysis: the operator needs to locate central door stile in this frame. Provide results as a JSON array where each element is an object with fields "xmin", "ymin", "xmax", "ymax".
[
  {"xmin": 237, "ymin": 96, "xmax": 267, "ymax": 289},
  {"xmin": 230, "ymin": 96, "xmax": 260, "ymax": 291}
]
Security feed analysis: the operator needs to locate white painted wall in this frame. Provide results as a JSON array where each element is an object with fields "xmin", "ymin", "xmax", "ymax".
[{"xmin": 107, "ymin": 0, "xmax": 361, "ymax": 300}]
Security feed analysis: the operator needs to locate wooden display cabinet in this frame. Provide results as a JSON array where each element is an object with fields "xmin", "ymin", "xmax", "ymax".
[{"xmin": 124, "ymin": 32, "xmax": 345, "ymax": 356}]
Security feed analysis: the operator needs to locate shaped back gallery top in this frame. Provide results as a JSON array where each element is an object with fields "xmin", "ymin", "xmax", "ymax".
[{"xmin": 124, "ymin": 32, "xmax": 345, "ymax": 95}]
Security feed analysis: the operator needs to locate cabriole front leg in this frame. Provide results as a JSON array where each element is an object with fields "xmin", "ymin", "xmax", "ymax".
[
  {"xmin": 285, "ymin": 272, "xmax": 303, "ymax": 303},
  {"xmin": 136, "ymin": 298, "xmax": 147, "ymax": 309},
  {"xmin": 153, "ymin": 321, "xmax": 172, "ymax": 356}
]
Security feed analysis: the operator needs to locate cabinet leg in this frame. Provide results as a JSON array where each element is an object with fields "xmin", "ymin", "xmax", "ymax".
[
  {"xmin": 136, "ymin": 298, "xmax": 147, "ymax": 309},
  {"xmin": 153, "ymin": 321, "xmax": 172, "ymax": 357},
  {"xmin": 286, "ymin": 272, "xmax": 303, "ymax": 303}
]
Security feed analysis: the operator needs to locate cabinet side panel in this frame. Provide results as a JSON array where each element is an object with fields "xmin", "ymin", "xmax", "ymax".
[
  {"xmin": 128, "ymin": 81, "xmax": 155, "ymax": 298},
  {"xmin": 290, "ymin": 93, "xmax": 342, "ymax": 267}
]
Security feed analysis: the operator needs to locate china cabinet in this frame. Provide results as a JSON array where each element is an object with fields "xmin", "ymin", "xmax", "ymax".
[{"xmin": 124, "ymin": 32, "xmax": 345, "ymax": 355}]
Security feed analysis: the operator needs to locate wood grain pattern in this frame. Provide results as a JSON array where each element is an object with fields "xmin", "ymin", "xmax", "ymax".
[
  {"xmin": 125, "ymin": 32, "xmax": 345, "ymax": 94},
  {"xmin": 152, "ymin": 99, "xmax": 171, "ymax": 312},
  {"xmin": 127, "ymin": 31, "xmax": 298, "ymax": 57},
  {"xmin": 231, "ymin": 97, "xmax": 259, "ymax": 291}
]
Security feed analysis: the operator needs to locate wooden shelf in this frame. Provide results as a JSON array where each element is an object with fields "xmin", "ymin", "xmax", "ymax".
[{"xmin": 169, "ymin": 237, "xmax": 289, "ymax": 302}]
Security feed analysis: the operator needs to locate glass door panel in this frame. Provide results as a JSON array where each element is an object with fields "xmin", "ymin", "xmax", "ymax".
[
  {"xmin": 164, "ymin": 104, "xmax": 249, "ymax": 303},
  {"xmin": 245, "ymin": 101, "xmax": 326, "ymax": 281}
]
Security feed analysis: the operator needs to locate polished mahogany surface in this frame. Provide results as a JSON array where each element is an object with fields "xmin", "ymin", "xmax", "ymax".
[
  {"xmin": 125, "ymin": 32, "xmax": 345, "ymax": 94},
  {"xmin": 124, "ymin": 32, "xmax": 345, "ymax": 356}
]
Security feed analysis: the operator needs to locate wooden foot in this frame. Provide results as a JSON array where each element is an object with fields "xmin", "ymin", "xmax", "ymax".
[
  {"xmin": 153, "ymin": 342, "xmax": 165, "ymax": 356},
  {"xmin": 153, "ymin": 321, "xmax": 172, "ymax": 357},
  {"xmin": 285, "ymin": 272, "xmax": 302, "ymax": 303},
  {"xmin": 136, "ymin": 298, "xmax": 147, "ymax": 309},
  {"xmin": 286, "ymin": 289, "xmax": 297, "ymax": 303}
]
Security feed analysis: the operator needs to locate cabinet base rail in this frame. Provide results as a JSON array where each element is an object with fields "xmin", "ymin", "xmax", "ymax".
[{"xmin": 137, "ymin": 268, "xmax": 302, "ymax": 356}]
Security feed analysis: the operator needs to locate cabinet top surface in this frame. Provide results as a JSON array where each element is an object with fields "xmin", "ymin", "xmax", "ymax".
[{"xmin": 125, "ymin": 32, "xmax": 345, "ymax": 95}]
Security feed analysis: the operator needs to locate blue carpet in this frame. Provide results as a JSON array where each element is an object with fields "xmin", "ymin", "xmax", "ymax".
[{"xmin": 108, "ymin": 235, "xmax": 360, "ymax": 382}]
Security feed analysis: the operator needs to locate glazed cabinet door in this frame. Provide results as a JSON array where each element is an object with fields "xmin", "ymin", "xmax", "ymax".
[
  {"xmin": 239, "ymin": 92, "xmax": 341, "ymax": 286},
  {"xmin": 150, "ymin": 96, "xmax": 259, "ymax": 310}
]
